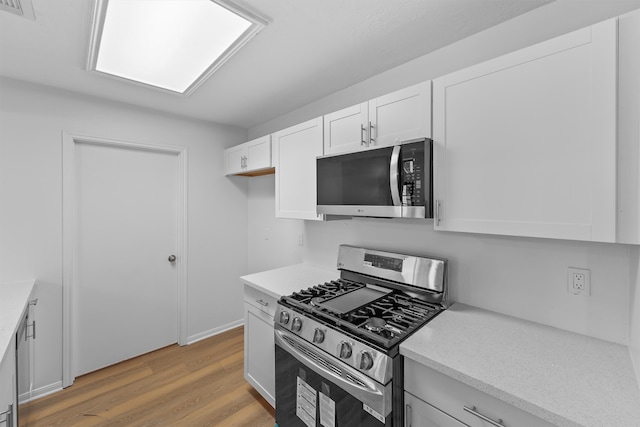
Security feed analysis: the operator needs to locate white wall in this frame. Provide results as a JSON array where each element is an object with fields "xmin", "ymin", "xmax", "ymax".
[
  {"xmin": 247, "ymin": 1, "xmax": 640, "ymax": 347},
  {"xmin": 0, "ymin": 78, "xmax": 248, "ymax": 394},
  {"xmin": 247, "ymin": 175, "xmax": 304, "ymax": 273}
]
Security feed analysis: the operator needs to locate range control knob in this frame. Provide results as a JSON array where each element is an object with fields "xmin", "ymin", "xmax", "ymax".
[
  {"xmin": 291, "ymin": 317, "xmax": 303, "ymax": 332},
  {"xmin": 338, "ymin": 341, "xmax": 352, "ymax": 359},
  {"xmin": 279, "ymin": 311, "xmax": 290, "ymax": 325},
  {"xmin": 358, "ymin": 351, "xmax": 374, "ymax": 370},
  {"xmin": 312, "ymin": 328, "xmax": 325, "ymax": 343}
]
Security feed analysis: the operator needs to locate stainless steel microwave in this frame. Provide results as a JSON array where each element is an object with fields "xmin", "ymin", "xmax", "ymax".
[{"xmin": 316, "ymin": 138, "xmax": 433, "ymax": 218}]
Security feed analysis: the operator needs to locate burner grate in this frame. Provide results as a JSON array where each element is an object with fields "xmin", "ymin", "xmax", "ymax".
[{"xmin": 280, "ymin": 278, "xmax": 442, "ymax": 349}]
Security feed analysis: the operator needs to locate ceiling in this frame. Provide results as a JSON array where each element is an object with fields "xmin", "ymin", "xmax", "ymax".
[{"xmin": 0, "ymin": 0, "xmax": 554, "ymax": 129}]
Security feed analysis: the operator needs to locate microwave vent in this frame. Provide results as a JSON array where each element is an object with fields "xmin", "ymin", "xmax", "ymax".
[{"xmin": 0, "ymin": 0, "xmax": 35, "ymax": 19}]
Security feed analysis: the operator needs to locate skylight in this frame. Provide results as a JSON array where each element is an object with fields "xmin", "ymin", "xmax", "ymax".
[{"xmin": 87, "ymin": 0, "xmax": 267, "ymax": 95}]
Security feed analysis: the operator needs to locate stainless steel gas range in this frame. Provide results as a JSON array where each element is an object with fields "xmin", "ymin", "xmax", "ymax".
[{"xmin": 274, "ymin": 245, "xmax": 448, "ymax": 427}]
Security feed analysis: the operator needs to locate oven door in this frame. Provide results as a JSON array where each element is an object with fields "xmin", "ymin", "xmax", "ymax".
[{"xmin": 275, "ymin": 327, "xmax": 393, "ymax": 427}]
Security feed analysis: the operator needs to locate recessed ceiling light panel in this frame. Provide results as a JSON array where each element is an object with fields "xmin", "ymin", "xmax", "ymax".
[{"xmin": 87, "ymin": 0, "xmax": 267, "ymax": 95}]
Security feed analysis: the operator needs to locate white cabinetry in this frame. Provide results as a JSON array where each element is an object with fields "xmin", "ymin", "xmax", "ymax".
[
  {"xmin": 243, "ymin": 284, "xmax": 277, "ymax": 407},
  {"xmin": 323, "ymin": 81, "xmax": 432, "ymax": 155},
  {"xmin": 433, "ymin": 18, "xmax": 617, "ymax": 242},
  {"xmin": 273, "ymin": 117, "xmax": 324, "ymax": 220},
  {"xmin": 404, "ymin": 392, "xmax": 465, "ymax": 427},
  {"xmin": 0, "ymin": 335, "xmax": 16, "ymax": 427},
  {"xmin": 617, "ymin": 9, "xmax": 640, "ymax": 244},
  {"xmin": 404, "ymin": 359, "xmax": 554, "ymax": 427},
  {"xmin": 224, "ymin": 135, "xmax": 272, "ymax": 176}
]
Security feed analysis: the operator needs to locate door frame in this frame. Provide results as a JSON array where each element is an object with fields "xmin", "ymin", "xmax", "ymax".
[{"xmin": 62, "ymin": 132, "xmax": 188, "ymax": 388}]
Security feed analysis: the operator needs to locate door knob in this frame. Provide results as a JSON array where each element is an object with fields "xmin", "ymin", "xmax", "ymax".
[{"xmin": 168, "ymin": 255, "xmax": 176, "ymax": 262}]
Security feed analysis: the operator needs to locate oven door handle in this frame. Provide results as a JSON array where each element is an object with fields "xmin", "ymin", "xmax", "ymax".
[{"xmin": 275, "ymin": 327, "xmax": 392, "ymax": 418}]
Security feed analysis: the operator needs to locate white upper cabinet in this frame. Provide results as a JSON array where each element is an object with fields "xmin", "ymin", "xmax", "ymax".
[
  {"xmin": 323, "ymin": 102, "xmax": 369, "ymax": 155},
  {"xmin": 617, "ymin": 9, "xmax": 640, "ymax": 244},
  {"xmin": 273, "ymin": 117, "xmax": 324, "ymax": 221},
  {"xmin": 368, "ymin": 81, "xmax": 432, "ymax": 148},
  {"xmin": 433, "ymin": 18, "xmax": 617, "ymax": 242},
  {"xmin": 323, "ymin": 81, "xmax": 432, "ymax": 155},
  {"xmin": 224, "ymin": 135, "xmax": 272, "ymax": 176}
]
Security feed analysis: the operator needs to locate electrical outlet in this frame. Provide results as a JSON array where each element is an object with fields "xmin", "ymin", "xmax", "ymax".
[
  {"xmin": 298, "ymin": 233, "xmax": 304, "ymax": 246},
  {"xmin": 567, "ymin": 267, "xmax": 590, "ymax": 296}
]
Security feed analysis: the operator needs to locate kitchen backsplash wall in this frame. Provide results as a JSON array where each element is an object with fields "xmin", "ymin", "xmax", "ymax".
[
  {"xmin": 304, "ymin": 219, "xmax": 632, "ymax": 345},
  {"xmin": 246, "ymin": 174, "xmax": 305, "ymax": 273},
  {"xmin": 247, "ymin": 175, "xmax": 631, "ymax": 345}
]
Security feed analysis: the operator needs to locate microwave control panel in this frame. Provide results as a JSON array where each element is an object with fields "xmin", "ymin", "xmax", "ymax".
[{"xmin": 400, "ymin": 144, "xmax": 424, "ymax": 207}]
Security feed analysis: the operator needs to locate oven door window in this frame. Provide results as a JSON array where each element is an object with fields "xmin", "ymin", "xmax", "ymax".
[{"xmin": 275, "ymin": 338, "xmax": 392, "ymax": 427}]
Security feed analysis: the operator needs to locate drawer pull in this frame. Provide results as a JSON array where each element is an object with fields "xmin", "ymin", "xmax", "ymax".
[
  {"xmin": 463, "ymin": 406, "xmax": 504, "ymax": 427},
  {"xmin": 256, "ymin": 299, "xmax": 269, "ymax": 307}
]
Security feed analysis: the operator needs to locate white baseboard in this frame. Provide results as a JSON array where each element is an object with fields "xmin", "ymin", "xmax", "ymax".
[
  {"xmin": 19, "ymin": 381, "xmax": 63, "ymax": 404},
  {"xmin": 187, "ymin": 318, "xmax": 244, "ymax": 345}
]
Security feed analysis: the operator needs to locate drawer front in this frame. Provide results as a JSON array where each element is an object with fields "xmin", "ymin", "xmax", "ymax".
[
  {"xmin": 243, "ymin": 284, "xmax": 277, "ymax": 317},
  {"xmin": 405, "ymin": 359, "xmax": 555, "ymax": 427},
  {"xmin": 404, "ymin": 392, "xmax": 466, "ymax": 427}
]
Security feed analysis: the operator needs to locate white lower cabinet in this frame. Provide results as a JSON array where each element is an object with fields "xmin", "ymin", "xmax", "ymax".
[
  {"xmin": 404, "ymin": 359, "xmax": 554, "ymax": 427},
  {"xmin": 0, "ymin": 335, "xmax": 17, "ymax": 427},
  {"xmin": 404, "ymin": 392, "xmax": 466, "ymax": 427},
  {"xmin": 243, "ymin": 284, "xmax": 277, "ymax": 407}
]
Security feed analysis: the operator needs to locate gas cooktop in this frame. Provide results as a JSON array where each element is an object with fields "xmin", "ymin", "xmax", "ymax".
[{"xmin": 281, "ymin": 279, "xmax": 442, "ymax": 350}]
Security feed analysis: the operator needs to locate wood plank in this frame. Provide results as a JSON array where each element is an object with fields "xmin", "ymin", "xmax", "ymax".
[{"xmin": 20, "ymin": 326, "xmax": 275, "ymax": 426}]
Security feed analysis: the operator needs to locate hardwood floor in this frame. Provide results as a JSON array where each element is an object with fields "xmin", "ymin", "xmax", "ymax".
[{"xmin": 20, "ymin": 326, "xmax": 276, "ymax": 426}]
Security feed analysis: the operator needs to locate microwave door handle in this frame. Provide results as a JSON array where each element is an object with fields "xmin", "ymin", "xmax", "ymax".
[{"xmin": 390, "ymin": 146, "xmax": 402, "ymax": 206}]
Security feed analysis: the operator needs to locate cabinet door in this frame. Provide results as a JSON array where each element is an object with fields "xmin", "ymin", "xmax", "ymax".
[
  {"xmin": 246, "ymin": 135, "xmax": 272, "ymax": 171},
  {"xmin": 323, "ymin": 102, "xmax": 368, "ymax": 155},
  {"xmin": 224, "ymin": 144, "xmax": 246, "ymax": 175},
  {"xmin": 404, "ymin": 392, "xmax": 466, "ymax": 427},
  {"xmin": 369, "ymin": 81, "xmax": 432, "ymax": 148},
  {"xmin": 244, "ymin": 303, "xmax": 275, "ymax": 407},
  {"xmin": 273, "ymin": 117, "xmax": 324, "ymax": 220},
  {"xmin": 0, "ymin": 336, "xmax": 17, "ymax": 427},
  {"xmin": 433, "ymin": 18, "xmax": 617, "ymax": 242},
  {"xmin": 617, "ymin": 9, "xmax": 640, "ymax": 244}
]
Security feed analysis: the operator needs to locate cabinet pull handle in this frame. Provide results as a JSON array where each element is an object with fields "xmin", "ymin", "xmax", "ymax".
[
  {"xmin": 369, "ymin": 121, "xmax": 375, "ymax": 144},
  {"xmin": 256, "ymin": 299, "xmax": 269, "ymax": 307},
  {"xmin": 361, "ymin": 124, "xmax": 366, "ymax": 146},
  {"xmin": 463, "ymin": 406, "xmax": 504, "ymax": 426},
  {"xmin": 435, "ymin": 200, "xmax": 441, "ymax": 226},
  {"xmin": 27, "ymin": 320, "xmax": 36, "ymax": 340},
  {"xmin": 0, "ymin": 404, "xmax": 13, "ymax": 427},
  {"xmin": 405, "ymin": 403, "xmax": 412, "ymax": 427}
]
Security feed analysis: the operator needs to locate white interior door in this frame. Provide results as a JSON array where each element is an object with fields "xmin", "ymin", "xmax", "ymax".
[{"xmin": 74, "ymin": 141, "xmax": 179, "ymax": 376}]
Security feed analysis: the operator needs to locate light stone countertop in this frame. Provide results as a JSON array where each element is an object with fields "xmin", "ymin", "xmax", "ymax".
[
  {"xmin": 240, "ymin": 263, "xmax": 338, "ymax": 299},
  {"xmin": 400, "ymin": 303, "xmax": 640, "ymax": 427},
  {"xmin": 0, "ymin": 279, "xmax": 36, "ymax": 367}
]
